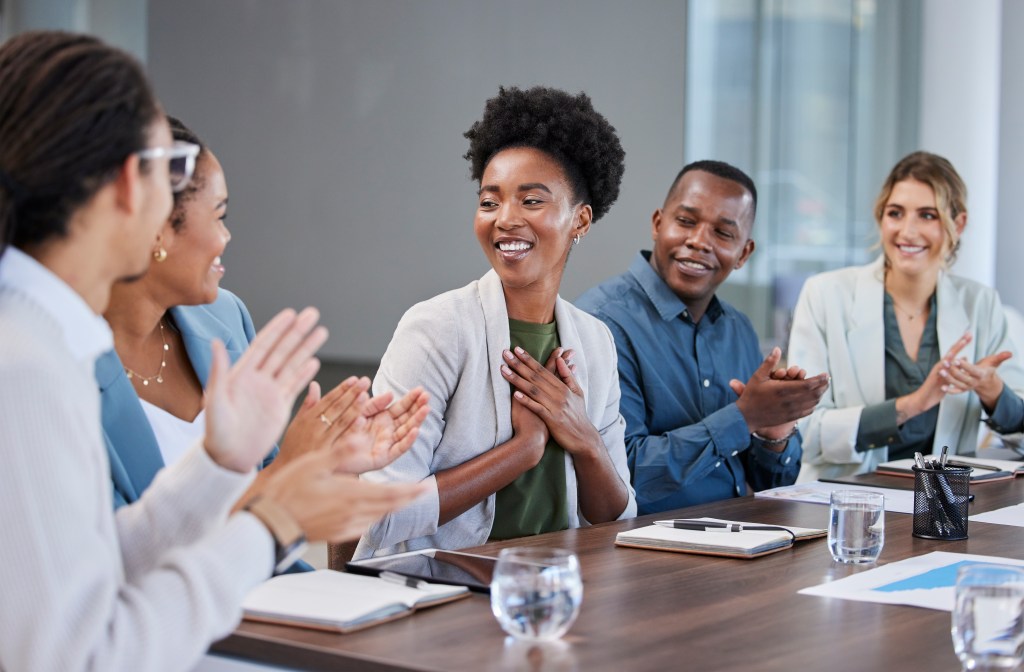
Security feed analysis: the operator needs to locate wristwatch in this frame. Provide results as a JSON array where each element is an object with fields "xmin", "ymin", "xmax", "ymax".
[{"xmin": 243, "ymin": 495, "xmax": 307, "ymax": 575}]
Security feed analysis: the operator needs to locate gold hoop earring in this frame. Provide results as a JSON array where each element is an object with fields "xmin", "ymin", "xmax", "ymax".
[{"xmin": 153, "ymin": 247, "xmax": 168, "ymax": 263}]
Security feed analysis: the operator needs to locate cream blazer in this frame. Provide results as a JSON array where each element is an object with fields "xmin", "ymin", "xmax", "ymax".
[
  {"xmin": 354, "ymin": 270, "xmax": 636, "ymax": 559},
  {"xmin": 788, "ymin": 257, "xmax": 1024, "ymax": 482}
]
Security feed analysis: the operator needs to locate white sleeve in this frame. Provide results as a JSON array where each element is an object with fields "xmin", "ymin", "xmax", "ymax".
[{"xmin": 0, "ymin": 366, "xmax": 273, "ymax": 672}]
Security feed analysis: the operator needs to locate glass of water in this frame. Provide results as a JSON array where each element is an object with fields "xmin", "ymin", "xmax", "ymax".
[
  {"xmin": 828, "ymin": 490, "xmax": 884, "ymax": 564},
  {"xmin": 952, "ymin": 564, "xmax": 1024, "ymax": 670},
  {"xmin": 490, "ymin": 547, "xmax": 583, "ymax": 641}
]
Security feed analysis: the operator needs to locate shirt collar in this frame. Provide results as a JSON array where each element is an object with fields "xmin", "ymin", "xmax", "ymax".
[
  {"xmin": 0, "ymin": 247, "xmax": 113, "ymax": 364},
  {"xmin": 629, "ymin": 251, "xmax": 724, "ymax": 324}
]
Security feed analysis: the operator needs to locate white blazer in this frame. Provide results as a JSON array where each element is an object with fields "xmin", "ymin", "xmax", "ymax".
[
  {"xmin": 354, "ymin": 270, "xmax": 636, "ymax": 559},
  {"xmin": 788, "ymin": 257, "xmax": 1024, "ymax": 482}
]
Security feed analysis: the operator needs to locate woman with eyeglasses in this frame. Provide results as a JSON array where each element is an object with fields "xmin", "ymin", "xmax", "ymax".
[
  {"xmin": 99, "ymin": 117, "xmax": 429, "ymax": 522},
  {"xmin": 788, "ymin": 151, "xmax": 1024, "ymax": 482},
  {"xmin": 0, "ymin": 31, "xmax": 424, "ymax": 670},
  {"xmin": 355, "ymin": 86, "xmax": 636, "ymax": 559}
]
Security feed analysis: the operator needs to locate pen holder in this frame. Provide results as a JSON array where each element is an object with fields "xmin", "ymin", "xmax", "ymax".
[{"xmin": 911, "ymin": 465, "xmax": 972, "ymax": 540}]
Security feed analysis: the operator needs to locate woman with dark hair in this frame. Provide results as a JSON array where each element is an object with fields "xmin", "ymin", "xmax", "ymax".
[
  {"xmin": 789, "ymin": 151, "xmax": 1024, "ymax": 481},
  {"xmin": 355, "ymin": 86, "xmax": 636, "ymax": 559},
  {"xmin": 0, "ymin": 31, "xmax": 423, "ymax": 670},
  {"xmin": 99, "ymin": 116, "xmax": 429, "ymax": 512}
]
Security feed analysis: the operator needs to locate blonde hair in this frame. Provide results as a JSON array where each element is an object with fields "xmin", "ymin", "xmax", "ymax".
[{"xmin": 874, "ymin": 151, "xmax": 967, "ymax": 265}]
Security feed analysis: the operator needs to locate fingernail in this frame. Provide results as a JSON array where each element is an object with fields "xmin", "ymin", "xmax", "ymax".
[
  {"xmin": 501, "ymin": 365, "xmax": 511, "ymax": 376},
  {"xmin": 515, "ymin": 346, "xmax": 525, "ymax": 355},
  {"xmin": 503, "ymin": 350, "xmax": 515, "ymax": 361}
]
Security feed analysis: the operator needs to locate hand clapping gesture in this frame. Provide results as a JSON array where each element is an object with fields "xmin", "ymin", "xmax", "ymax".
[
  {"xmin": 280, "ymin": 376, "xmax": 430, "ymax": 474},
  {"xmin": 729, "ymin": 347, "xmax": 830, "ymax": 448}
]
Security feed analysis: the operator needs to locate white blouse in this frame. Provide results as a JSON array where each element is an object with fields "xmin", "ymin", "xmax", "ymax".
[{"xmin": 141, "ymin": 400, "xmax": 207, "ymax": 467}]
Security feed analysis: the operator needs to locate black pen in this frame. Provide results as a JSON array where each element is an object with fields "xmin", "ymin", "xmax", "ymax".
[{"xmin": 654, "ymin": 520, "xmax": 783, "ymax": 533}]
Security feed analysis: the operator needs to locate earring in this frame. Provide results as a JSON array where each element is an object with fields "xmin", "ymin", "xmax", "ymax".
[
  {"xmin": 573, "ymin": 234, "xmax": 581, "ymax": 246},
  {"xmin": 153, "ymin": 247, "xmax": 168, "ymax": 262}
]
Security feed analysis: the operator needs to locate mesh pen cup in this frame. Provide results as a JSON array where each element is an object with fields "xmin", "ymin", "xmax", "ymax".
[{"xmin": 911, "ymin": 465, "xmax": 972, "ymax": 540}]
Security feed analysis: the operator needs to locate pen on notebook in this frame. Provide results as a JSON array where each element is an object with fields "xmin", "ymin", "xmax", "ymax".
[
  {"xmin": 654, "ymin": 520, "xmax": 784, "ymax": 533},
  {"xmin": 380, "ymin": 571, "xmax": 428, "ymax": 590}
]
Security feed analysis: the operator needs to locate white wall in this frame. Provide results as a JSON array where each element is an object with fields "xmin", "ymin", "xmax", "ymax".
[
  {"xmin": 147, "ymin": 0, "xmax": 686, "ymax": 361},
  {"xmin": 918, "ymin": 0, "xmax": 1001, "ymax": 287}
]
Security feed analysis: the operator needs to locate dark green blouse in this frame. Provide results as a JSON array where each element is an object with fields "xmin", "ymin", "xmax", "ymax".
[
  {"xmin": 855, "ymin": 293, "xmax": 939, "ymax": 459},
  {"xmin": 489, "ymin": 318, "xmax": 569, "ymax": 540}
]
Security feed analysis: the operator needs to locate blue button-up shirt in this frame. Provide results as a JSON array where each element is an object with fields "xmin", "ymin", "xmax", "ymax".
[{"xmin": 576, "ymin": 251, "xmax": 801, "ymax": 515}]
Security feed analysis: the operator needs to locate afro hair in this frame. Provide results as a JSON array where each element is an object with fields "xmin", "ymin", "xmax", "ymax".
[{"xmin": 463, "ymin": 86, "xmax": 625, "ymax": 223}]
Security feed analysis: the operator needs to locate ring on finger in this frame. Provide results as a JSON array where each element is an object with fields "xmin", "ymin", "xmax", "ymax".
[{"xmin": 319, "ymin": 413, "xmax": 333, "ymax": 427}]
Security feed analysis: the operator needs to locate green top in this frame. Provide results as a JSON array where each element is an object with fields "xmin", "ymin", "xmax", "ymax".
[
  {"xmin": 856, "ymin": 292, "xmax": 939, "ymax": 460},
  {"xmin": 489, "ymin": 318, "xmax": 569, "ymax": 540}
]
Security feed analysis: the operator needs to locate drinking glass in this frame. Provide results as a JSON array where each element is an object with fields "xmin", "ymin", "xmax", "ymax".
[
  {"xmin": 827, "ymin": 490, "xmax": 884, "ymax": 563},
  {"xmin": 490, "ymin": 547, "xmax": 583, "ymax": 641},
  {"xmin": 951, "ymin": 564, "xmax": 1024, "ymax": 670}
]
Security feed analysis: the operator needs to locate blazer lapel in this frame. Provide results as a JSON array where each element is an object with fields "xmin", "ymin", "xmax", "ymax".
[
  {"xmin": 553, "ymin": 297, "xmax": 589, "ymax": 416},
  {"xmin": 845, "ymin": 259, "xmax": 886, "ymax": 406},
  {"xmin": 95, "ymin": 349, "xmax": 164, "ymax": 503},
  {"xmin": 934, "ymin": 271, "xmax": 973, "ymax": 454},
  {"xmin": 170, "ymin": 305, "xmax": 247, "ymax": 387},
  {"xmin": 478, "ymin": 271, "xmax": 513, "ymax": 446}
]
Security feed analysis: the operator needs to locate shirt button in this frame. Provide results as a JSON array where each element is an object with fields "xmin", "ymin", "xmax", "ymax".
[
  {"xmin": 868, "ymin": 443, "xmax": 876, "ymax": 449},
  {"xmin": 715, "ymin": 461, "xmax": 721, "ymax": 468},
  {"xmin": 736, "ymin": 486, "xmax": 743, "ymax": 495},
  {"xmin": 784, "ymin": 456, "xmax": 791, "ymax": 465},
  {"xmin": 731, "ymin": 450, "xmax": 739, "ymax": 457},
  {"xmin": 703, "ymin": 379, "xmax": 710, "ymax": 388}
]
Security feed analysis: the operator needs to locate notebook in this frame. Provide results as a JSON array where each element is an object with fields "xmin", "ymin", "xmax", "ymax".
[
  {"xmin": 876, "ymin": 456, "xmax": 1022, "ymax": 483},
  {"xmin": 242, "ymin": 569, "xmax": 470, "ymax": 633},
  {"xmin": 615, "ymin": 517, "xmax": 826, "ymax": 559}
]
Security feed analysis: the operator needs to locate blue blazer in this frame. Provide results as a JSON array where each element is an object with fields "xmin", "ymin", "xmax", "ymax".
[{"xmin": 97, "ymin": 289, "xmax": 278, "ymax": 508}]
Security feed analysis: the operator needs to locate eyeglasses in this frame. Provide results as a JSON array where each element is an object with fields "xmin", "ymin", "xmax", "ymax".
[{"xmin": 136, "ymin": 141, "xmax": 200, "ymax": 193}]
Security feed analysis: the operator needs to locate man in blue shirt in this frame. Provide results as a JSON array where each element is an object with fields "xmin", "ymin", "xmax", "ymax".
[{"xmin": 577, "ymin": 160, "xmax": 829, "ymax": 514}]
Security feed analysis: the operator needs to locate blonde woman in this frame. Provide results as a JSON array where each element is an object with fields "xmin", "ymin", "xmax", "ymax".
[{"xmin": 789, "ymin": 151, "xmax": 1024, "ymax": 481}]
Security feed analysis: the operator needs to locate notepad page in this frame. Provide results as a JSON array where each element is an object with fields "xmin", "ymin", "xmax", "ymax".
[{"xmin": 242, "ymin": 570, "xmax": 464, "ymax": 628}]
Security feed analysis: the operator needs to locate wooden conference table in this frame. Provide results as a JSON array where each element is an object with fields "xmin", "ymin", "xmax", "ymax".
[{"xmin": 214, "ymin": 474, "xmax": 1024, "ymax": 671}]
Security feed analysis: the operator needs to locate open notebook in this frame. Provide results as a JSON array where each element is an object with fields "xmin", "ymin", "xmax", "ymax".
[
  {"xmin": 876, "ymin": 456, "xmax": 1023, "ymax": 483},
  {"xmin": 242, "ymin": 569, "xmax": 470, "ymax": 634},
  {"xmin": 615, "ymin": 517, "xmax": 825, "ymax": 559}
]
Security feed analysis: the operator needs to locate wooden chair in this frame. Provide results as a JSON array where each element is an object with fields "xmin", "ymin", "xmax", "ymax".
[{"xmin": 327, "ymin": 541, "xmax": 359, "ymax": 571}]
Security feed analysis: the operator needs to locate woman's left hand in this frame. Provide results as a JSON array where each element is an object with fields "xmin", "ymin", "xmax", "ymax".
[
  {"xmin": 500, "ymin": 347, "xmax": 601, "ymax": 456},
  {"xmin": 942, "ymin": 351, "xmax": 1013, "ymax": 411}
]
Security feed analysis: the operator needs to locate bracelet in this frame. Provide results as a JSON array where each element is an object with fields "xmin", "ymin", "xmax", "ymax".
[
  {"xmin": 243, "ymin": 495, "xmax": 307, "ymax": 575},
  {"xmin": 751, "ymin": 429, "xmax": 796, "ymax": 447}
]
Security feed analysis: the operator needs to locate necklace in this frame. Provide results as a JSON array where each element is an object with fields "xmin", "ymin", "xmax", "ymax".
[
  {"xmin": 890, "ymin": 296, "xmax": 927, "ymax": 321},
  {"xmin": 124, "ymin": 320, "xmax": 169, "ymax": 386}
]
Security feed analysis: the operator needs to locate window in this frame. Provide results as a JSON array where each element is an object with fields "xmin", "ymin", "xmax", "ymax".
[{"xmin": 684, "ymin": 0, "xmax": 921, "ymax": 351}]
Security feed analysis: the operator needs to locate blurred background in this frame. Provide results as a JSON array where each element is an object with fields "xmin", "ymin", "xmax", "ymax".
[{"xmin": 4, "ymin": 0, "xmax": 1022, "ymax": 371}]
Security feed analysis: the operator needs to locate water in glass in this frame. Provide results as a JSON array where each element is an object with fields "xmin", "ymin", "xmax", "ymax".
[
  {"xmin": 828, "ymin": 490, "xmax": 884, "ymax": 564},
  {"xmin": 490, "ymin": 548, "xmax": 582, "ymax": 641},
  {"xmin": 952, "ymin": 565, "xmax": 1024, "ymax": 670}
]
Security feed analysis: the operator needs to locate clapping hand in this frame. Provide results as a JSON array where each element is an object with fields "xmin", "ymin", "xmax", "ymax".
[
  {"xmin": 281, "ymin": 377, "xmax": 431, "ymax": 474},
  {"xmin": 204, "ymin": 307, "xmax": 327, "ymax": 473},
  {"xmin": 730, "ymin": 347, "xmax": 829, "ymax": 443}
]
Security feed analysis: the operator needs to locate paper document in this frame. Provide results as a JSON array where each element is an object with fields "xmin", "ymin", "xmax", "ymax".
[
  {"xmin": 970, "ymin": 502, "xmax": 1024, "ymax": 527},
  {"xmin": 755, "ymin": 481, "xmax": 915, "ymax": 514},
  {"xmin": 799, "ymin": 551, "xmax": 1024, "ymax": 611}
]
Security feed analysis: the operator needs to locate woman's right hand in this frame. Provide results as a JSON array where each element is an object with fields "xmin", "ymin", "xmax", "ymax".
[
  {"xmin": 277, "ymin": 376, "xmax": 372, "ymax": 467},
  {"xmin": 511, "ymin": 393, "xmax": 548, "ymax": 466},
  {"xmin": 896, "ymin": 333, "xmax": 972, "ymax": 424},
  {"xmin": 204, "ymin": 307, "xmax": 327, "ymax": 473},
  {"xmin": 257, "ymin": 436, "xmax": 427, "ymax": 542}
]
